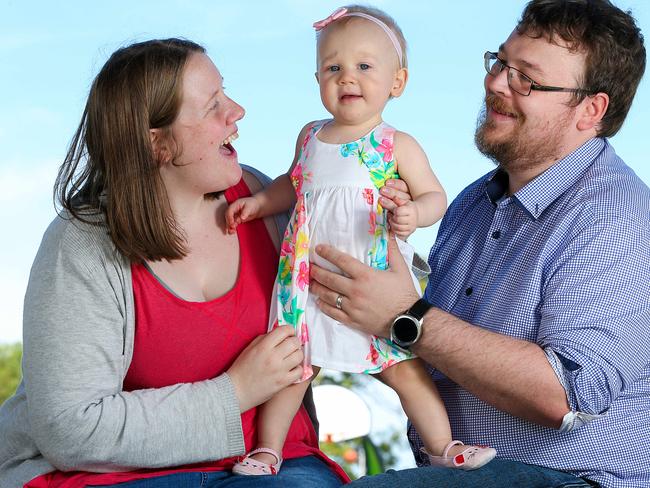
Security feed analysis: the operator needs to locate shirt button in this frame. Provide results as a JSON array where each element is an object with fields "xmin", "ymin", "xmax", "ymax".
[
  {"xmin": 465, "ymin": 287, "xmax": 473, "ymax": 296},
  {"xmin": 491, "ymin": 230, "xmax": 501, "ymax": 239}
]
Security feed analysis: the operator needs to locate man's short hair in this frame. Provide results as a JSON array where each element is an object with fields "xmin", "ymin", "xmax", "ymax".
[{"xmin": 517, "ymin": 0, "xmax": 646, "ymax": 138}]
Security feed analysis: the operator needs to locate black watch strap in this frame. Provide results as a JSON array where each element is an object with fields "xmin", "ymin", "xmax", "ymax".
[{"xmin": 407, "ymin": 298, "xmax": 431, "ymax": 320}]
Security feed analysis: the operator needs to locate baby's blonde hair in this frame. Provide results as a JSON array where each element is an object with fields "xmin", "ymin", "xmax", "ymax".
[{"xmin": 320, "ymin": 4, "xmax": 408, "ymax": 69}]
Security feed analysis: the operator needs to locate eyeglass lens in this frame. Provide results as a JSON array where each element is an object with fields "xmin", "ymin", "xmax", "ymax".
[{"xmin": 485, "ymin": 53, "xmax": 532, "ymax": 96}]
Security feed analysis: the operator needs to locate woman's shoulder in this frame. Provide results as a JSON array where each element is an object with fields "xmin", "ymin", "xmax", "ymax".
[
  {"xmin": 37, "ymin": 212, "xmax": 125, "ymax": 274},
  {"xmin": 240, "ymin": 165, "xmax": 269, "ymax": 193},
  {"xmin": 238, "ymin": 166, "xmax": 288, "ymax": 250}
]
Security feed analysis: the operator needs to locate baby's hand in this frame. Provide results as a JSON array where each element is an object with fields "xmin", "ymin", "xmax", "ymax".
[
  {"xmin": 225, "ymin": 196, "xmax": 261, "ymax": 234},
  {"xmin": 388, "ymin": 200, "xmax": 418, "ymax": 239}
]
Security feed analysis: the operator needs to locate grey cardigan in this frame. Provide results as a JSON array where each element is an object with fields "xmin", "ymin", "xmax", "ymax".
[{"xmin": 0, "ymin": 167, "xmax": 297, "ymax": 487}]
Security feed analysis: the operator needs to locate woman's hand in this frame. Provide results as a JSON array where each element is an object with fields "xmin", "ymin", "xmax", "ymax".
[{"xmin": 226, "ymin": 325, "xmax": 304, "ymax": 412}]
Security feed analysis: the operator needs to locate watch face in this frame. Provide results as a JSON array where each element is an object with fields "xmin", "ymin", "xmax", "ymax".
[{"xmin": 393, "ymin": 316, "xmax": 419, "ymax": 344}]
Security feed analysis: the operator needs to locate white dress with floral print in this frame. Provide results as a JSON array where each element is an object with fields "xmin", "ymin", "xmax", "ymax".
[{"xmin": 268, "ymin": 120, "xmax": 420, "ymax": 376}]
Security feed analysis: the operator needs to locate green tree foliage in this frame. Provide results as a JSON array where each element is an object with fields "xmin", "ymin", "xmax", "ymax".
[{"xmin": 0, "ymin": 343, "xmax": 22, "ymax": 405}]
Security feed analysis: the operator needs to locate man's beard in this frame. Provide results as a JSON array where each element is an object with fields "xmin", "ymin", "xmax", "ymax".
[{"xmin": 474, "ymin": 94, "xmax": 573, "ymax": 173}]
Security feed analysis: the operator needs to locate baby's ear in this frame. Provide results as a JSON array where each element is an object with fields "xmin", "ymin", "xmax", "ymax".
[
  {"xmin": 391, "ymin": 68, "xmax": 408, "ymax": 98},
  {"xmin": 314, "ymin": 72, "xmax": 320, "ymax": 84}
]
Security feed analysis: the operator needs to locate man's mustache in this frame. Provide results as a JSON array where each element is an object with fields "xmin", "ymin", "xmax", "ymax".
[{"xmin": 485, "ymin": 94, "xmax": 520, "ymax": 119}]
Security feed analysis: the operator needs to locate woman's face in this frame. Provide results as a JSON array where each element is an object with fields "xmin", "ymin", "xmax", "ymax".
[{"xmin": 163, "ymin": 52, "xmax": 245, "ymax": 196}]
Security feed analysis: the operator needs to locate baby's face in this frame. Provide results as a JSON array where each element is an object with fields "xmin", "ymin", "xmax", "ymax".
[{"xmin": 316, "ymin": 18, "xmax": 406, "ymax": 127}]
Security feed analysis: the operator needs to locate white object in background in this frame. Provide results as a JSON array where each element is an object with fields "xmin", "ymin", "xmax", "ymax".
[{"xmin": 313, "ymin": 384, "xmax": 372, "ymax": 442}]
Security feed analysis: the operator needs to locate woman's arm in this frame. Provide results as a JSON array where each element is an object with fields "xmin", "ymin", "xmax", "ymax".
[{"xmin": 22, "ymin": 217, "xmax": 302, "ymax": 472}]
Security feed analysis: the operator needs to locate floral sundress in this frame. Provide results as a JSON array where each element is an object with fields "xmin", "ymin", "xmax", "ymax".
[{"xmin": 268, "ymin": 120, "xmax": 420, "ymax": 377}]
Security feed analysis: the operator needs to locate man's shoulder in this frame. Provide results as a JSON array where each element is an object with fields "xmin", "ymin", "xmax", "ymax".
[{"xmin": 574, "ymin": 141, "xmax": 650, "ymax": 223}]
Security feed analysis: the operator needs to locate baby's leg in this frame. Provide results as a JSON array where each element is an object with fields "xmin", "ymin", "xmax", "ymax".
[
  {"xmin": 251, "ymin": 366, "xmax": 321, "ymax": 466},
  {"xmin": 379, "ymin": 360, "xmax": 496, "ymax": 469},
  {"xmin": 377, "ymin": 358, "xmax": 452, "ymax": 456}
]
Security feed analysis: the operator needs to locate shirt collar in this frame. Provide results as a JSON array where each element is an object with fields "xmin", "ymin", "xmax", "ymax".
[{"xmin": 485, "ymin": 138, "xmax": 606, "ymax": 219}]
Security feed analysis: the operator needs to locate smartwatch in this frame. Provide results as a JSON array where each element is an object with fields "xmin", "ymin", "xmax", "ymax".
[{"xmin": 390, "ymin": 298, "xmax": 431, "ymax": 349}]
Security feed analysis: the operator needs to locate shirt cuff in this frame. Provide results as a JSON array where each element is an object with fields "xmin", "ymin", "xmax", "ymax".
[
  {"xmin": 544, "ymin": 347, "xmax": 605, "ymax": 432},
  {"xmin": 212, "ymin": 373, "xmax": 245, "ymax": 454},
  {"xmin": 558, "ymin": 410, "xmax": 604, "ymax": 433}
]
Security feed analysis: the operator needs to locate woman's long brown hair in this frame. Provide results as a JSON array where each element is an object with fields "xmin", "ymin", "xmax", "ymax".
[{"xmin": 55, "ymin": 38, "xmax": 205, "ymax": 262}]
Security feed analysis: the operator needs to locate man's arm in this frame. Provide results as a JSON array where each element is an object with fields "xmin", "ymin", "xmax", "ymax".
[
  {"xmin": 412, "ymin": 307, "xmax": 570, "ymax": 428},
  {"xmin": 309, "ymin": 234, "xmax": 570, "ymax": 428}
]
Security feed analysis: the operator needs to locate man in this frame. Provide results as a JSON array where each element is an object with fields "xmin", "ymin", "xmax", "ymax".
[{"xmin": 310, "ymin": 1, "xmax": 648, "ymax": 487}]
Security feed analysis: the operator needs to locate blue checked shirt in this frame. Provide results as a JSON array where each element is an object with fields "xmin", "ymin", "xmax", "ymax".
[{"xmin": 410, "ymin": 138, "xmax": 650, "ymax": 488}]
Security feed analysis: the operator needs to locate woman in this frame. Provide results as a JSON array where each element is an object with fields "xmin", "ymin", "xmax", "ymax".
[{"xmin": 0, "ymin": 38, "xmax": 353, "ymax": 488}]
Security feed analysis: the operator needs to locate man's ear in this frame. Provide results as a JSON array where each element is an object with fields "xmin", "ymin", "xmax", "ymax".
[
  {"xmin": 390, "ymin": 67, "xmax": 408, "ymax": 98},
  {"xmin": 576, "ymin": 92, "xmax": 609, "ymax": 133},
  {"xmin": 150, "ymin": 128, "xmax": 171, "ymax": 165}
]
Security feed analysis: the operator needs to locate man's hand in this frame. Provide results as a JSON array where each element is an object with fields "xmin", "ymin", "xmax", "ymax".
[
  {"xmin": 312, "ymin": 232, "xmax": 572, "ymax": 429},
  {"xmin": 310, "ymin": 233, "xmax": 420, "ymax": 337},
  {"xmin": 379, "ymin": 179, "xmax": 419, "ymax": 239},
  {"xmin": 378, "ymin": 178, "xmax": 412, "ymax": 211}
]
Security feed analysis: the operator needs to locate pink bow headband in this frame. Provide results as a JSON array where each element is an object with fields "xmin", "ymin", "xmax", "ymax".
[{"xmin": 313, "ymin": 7, "xmax": 404, "ymax": 68}]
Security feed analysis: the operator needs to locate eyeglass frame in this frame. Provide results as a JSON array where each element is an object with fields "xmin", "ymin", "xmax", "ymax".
[{"xmin": 483, "ymin": 51, "xmax": 592, "ymax": 97}]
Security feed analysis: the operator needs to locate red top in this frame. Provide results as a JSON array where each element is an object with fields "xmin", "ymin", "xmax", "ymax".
[{"xmin": 28, "ymin": 177, "xmax": 347, "ymax": 487}]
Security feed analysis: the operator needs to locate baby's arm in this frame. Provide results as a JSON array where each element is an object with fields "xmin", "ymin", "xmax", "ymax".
[
  {"xmin": 226, "ymin": 124, "xmax": 311, "ymax": 234},
  {"xmin": 226, "ymin": 177, "xmax": 293, "ymax": 234},
  {"xmin": 390, "ymin": 131, "xmax": 447, "ymax": 237}
]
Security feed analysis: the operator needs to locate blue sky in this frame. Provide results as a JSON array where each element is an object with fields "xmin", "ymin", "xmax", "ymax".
[{"xmin": 1, "ymin": 0, "xmax": 648, "ymax": 347}]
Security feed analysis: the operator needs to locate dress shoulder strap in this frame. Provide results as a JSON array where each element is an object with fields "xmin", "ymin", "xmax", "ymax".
[
  {"xmin": 361, "ymin": 122, "xmax": 399, "ymax": 188},
  {"xmin": 309, "ymin": 118, "xmax": 330, "ymax": 134}
]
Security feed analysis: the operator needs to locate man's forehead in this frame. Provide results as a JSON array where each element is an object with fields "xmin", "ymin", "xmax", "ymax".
[
  {"xmin": 499, "ymin": 30, "xmax": 584, "ymax": 78},
  {"xmin": 498, "ymin": 41, "xmax": 544, "ymax": 77}
]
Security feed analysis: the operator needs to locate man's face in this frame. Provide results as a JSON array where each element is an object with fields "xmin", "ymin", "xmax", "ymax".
[{"xmin": 475, "ymin": 30, "xmax": 587, "ymax": 174}]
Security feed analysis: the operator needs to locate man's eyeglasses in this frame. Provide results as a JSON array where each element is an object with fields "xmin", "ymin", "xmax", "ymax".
[{"xmin": 483, "ymin": 51, "xmax": 591, "ymax": 97}]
